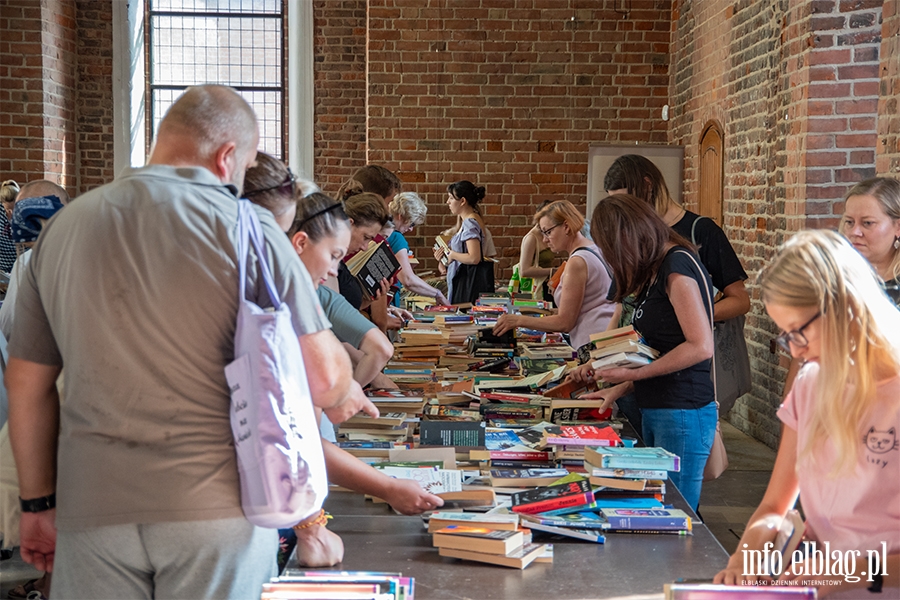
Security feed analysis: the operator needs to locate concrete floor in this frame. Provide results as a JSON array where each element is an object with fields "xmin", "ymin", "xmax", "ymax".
[
  {"xmin": 0, "ymin": 419, "xmax": 778, "ymax": 597},
  {"xmin": 698, "ymin": 419, "xmax": 778, "ymax": 554}
]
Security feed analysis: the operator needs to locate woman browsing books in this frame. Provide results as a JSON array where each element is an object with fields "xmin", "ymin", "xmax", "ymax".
[
  {"xmin": 433, "ymin": 180, "xmax": 495, "ymax": 304},
  {"xmin": 715, "ymin": 230, "xmax": 900, "ymax": 597},
  {"xmin": 568, "ymin": 195, "xmax": 716, "ymax": 512},
  {"xmin": 493, "ymin": 200, "xmax": 615, "ymax": 352},
  {"xmin": 387, "ymin": 191, "xmax": 450, "ymax": 306}
]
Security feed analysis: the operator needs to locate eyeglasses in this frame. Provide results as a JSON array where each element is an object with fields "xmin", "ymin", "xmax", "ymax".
[
  {"xmin": 539, "ymin": 223, "xmax": 562, "ymax": 237},
  {"xmin": 244, "ymin": 169, "xmax": 295, "ymax": 198},
  {"xmin": 774, "ymin": 312, "xmax": 821, "ymax": 353}
]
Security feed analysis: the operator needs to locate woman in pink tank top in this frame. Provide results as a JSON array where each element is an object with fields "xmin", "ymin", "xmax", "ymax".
[{"xmin": 493, "ymin": 200, "xmax": 615, "ymax": 351}]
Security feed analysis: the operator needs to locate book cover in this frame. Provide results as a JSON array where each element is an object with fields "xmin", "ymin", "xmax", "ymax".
[
  {"xmin": 419, "ymin": 420, "xmax": 486, "ymax": 447},
  {"xmin": 584, "ymin": 446, "xmax": 681, "ymax": 472},
  {"xmin": 542, "ymin": 379, "xmax": 599, "ymax": 399},
  {"xmin": 542, "ymin": 424, "xmax": 623, "ymax": 447},
  {"xmin": 590, "ymin": 466, "xmax": 669, "ymax": 480},
  {"xmin": 346, "ymin": 241, "xmax": 401, "ymax": 299},
  {"xmin": 520, "ymin": 511, "xmax": 608, "ymax": 530},
  {"xmin": 588, "ymin": 476, "xmax": 649, "ymax": 492},
  {"xmin": 510, "ymin": 479, "xmax": 594, "ymax": 515},
  {"xmin": 426, "ymin": 511, "xmax": 519, "ymax": 533},
  {"xmin": 432, "ymin": 525, "xmax": 524, "ymax": 555},
  {"xmin": 437, "ymin": 542, "xmax": 546, "ymax": 569},
  {"xmin": 591, "ymin": 352, "xmax": 653, "ymax": 371},
  {"xmin": 520, "ymin": 520, "xmax": 606, "ymax": 543},
  {"xmin": 600, "ymin": 508, "xmax": 692, "ymax": 531},
  {"xmin": 489, "ymin": 468, "xmax": 571, "ymax": 487}
]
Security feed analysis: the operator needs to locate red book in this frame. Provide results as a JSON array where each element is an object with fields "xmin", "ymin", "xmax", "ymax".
[
  {"xmin": 543, "ymin": 425, "xmax": 623, "ymax": 447},
  {"xmin": 510, "ymin": 480, "xmax": 595, "ymax": 515}
]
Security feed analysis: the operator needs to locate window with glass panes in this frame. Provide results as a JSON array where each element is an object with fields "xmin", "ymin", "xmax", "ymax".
[{"xmin": 147, "ymin": 0, "xmax": 285, "ymax": 158}]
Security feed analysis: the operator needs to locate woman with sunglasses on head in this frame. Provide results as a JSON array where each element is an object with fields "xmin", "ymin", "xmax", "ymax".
[
  {"xmin": 432, "ymin": 180, "xmax": 495, "ymax": 304},
  {"xmin": 493, "ymin": 200, "xmax": 615, "ymax": 352},
  {"xmin": 715, "ymin": 230, "xmax": 900, "ymax": 597},
  {"xmin": 568, "ymin": 194, "xmax": 716, "ymax": 512}
]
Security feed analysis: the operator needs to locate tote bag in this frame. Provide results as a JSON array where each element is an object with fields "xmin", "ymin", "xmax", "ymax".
[
  {"xmin": 675, "ymin": 249, "xmax": 729, "ymax": 481},
  {"xmin": 225, "ymin": 200, "xmax": 328, "ymax": 528},
  {"xmin": 691, "ymin": 217, "xmax": 752, "ymax": 415}
]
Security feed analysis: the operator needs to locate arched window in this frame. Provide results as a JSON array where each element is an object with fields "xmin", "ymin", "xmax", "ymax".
[{"xmin": 698, "ymin": 120, "xmax": 724, "ymax": 225}]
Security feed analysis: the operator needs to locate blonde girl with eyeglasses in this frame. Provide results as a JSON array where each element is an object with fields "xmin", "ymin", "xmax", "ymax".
[{"xmin": 715, "ymin": 230, "xmax": 900, "ymax": 597}]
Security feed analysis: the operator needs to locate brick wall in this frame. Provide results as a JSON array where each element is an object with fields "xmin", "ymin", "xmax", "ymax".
[
  {"xmin": 878, "ymin": 0, "xmax": 900, "ymax": 174},
  {"xmin": 75, "ymin": 1, "xmax": 115, "ymax": 194},
  {"xmin": 312, "ymin": 0, "xmax": 369, "ymax": 196},
  {"xmin": 346, "ymin": 0, "xmax": 673, "ymax": 277},
  {"xmin": 0, "ymin": 0, "xmax": 111, "ymax": 198},
  {"xmin": 670, "ymin": 0, "xmax": 886, "ymax": 449}
]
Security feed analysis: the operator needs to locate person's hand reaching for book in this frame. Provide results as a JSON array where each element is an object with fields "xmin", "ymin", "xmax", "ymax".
[
  {"xmin": 565, "ymin": 362, "xmax": 595, "ymax": 385},
  {"xmin": 594, "ymin": 366, "xmax": 640, "ymax": 385},
  {"xmin": 492, "ymin": 314, "xmax": 518, "ymax": 336},
  {"xmin": 579, "ymin": 382, "xmax": 630, "ymax": 414},
  {"xmin": 324, "ymin": 381, "xmax": 379, "ymax": 424},
  {"xmin": 433, "ymin": 246, "xmax": 447, "ymax": 262},
  {"xmin": 383, "ymin": 479, "xmax": 445, "ymax": 515}
]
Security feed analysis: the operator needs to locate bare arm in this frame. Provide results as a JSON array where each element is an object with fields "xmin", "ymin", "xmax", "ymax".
[
  {"xmin": 7, "ymin": 357, "xmax": 62, "ymax": 572},
  {"xmin": 519, "ymin": 232, "xmax": 552, "ymax": 279},
  {"xmin": 606, "ymin": 303, "xmax": 623, "ymax": 331},
  {"xmin": 447, "ymin": 238, "xmax": 482, "ymax": 266},
  {"xmin": 351, "ymin": 328, "xmax": 394, "ymax": 388},
  {"xmin": 394, "ymin": 250, "xmax": 448, "ymax": 304},
  {"xmin": 322, "ymin": 442, "xmax": 443, "ymax": 515},
  {"xmin": 713, "ymin": 279, "xmax": 751, "ymax": 321},
  {"xmin": 597, "ymin": 272, "xmax": 714, "ymax": 384},
  {"xmin": 299, "ymin": 329, "xmax": 378, "ymax": 421},
  {"xmin": 493, "ymin": 254, "xmax": 587, "ymax": 336}
]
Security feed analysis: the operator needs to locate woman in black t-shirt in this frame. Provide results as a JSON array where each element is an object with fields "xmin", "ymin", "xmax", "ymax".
[{"xmin": 569, "ymin": 195, "xmax": 717, "ymax": 511}]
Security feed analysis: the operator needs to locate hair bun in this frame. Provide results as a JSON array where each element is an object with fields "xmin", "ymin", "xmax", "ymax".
[{"xmin": 474, "ymin": 186, "xmax": 486, "ymax": 201}]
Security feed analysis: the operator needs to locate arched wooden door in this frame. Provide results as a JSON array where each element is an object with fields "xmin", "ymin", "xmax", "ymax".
[{"xmin": 698, "ymin": 121, "xmax": 724, "ymax": 225}]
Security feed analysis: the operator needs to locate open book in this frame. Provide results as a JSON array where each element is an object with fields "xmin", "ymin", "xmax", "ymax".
[{"xmin": 344, "ymin": 240, "xmax": 400, "ymax": 299}]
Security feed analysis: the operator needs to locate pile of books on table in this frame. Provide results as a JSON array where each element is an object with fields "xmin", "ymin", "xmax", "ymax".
[{"xmin": 265, "ymin": 570, "xmax": 414, "ymax": 599}]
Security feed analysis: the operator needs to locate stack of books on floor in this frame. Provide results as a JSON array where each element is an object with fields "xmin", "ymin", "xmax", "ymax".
[
  {"xmin": 265, "ymin": 570, "xmax": 414, "ymax": 600},
  {"xmin": 431, "ymin": 524, "xmax": 548, "ymax": 569},
  {"xmin": 588, "ymin": 325, "xmax": 659, "ymax": 370}
]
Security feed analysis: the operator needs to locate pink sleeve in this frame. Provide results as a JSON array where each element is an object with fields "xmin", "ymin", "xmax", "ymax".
[{"xmin": 776, "ymin": 362, "xmax": 817, "ymax": 430}]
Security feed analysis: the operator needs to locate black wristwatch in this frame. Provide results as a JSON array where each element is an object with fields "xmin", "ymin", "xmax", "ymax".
[
  {"xmin": 19, "ymin": 493, "xmax": 55, "ymax": 513},
  {"xmin": 868, "ymin": 572, "xmax": 883, "ymax": 593}
]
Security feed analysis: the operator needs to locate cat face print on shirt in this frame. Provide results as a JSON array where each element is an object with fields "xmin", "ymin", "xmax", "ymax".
[{"xmin": 864, "ymin": 426, "xmax": 898, "ymax": 469}]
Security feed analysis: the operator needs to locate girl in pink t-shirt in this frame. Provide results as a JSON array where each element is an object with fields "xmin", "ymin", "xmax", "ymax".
[{"xmin": 716, "ymin": 230, "xmax": 900, "ymax": 597}]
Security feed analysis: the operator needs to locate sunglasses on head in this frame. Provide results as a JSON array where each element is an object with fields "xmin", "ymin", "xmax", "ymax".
[{"xmin": 245, "ymin": 169, "xmax": 295, "ymax": 198}]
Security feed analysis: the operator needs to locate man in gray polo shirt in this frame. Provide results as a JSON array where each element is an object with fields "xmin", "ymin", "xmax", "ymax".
[{"xmin": 6, "ymin": 85, "xmax": 374, "ymax": 598}]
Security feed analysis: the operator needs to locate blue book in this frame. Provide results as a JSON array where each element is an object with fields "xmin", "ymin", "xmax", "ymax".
[
  {"xmin": 585, "ymin": 446, "xmax": 680, "ymax": 472},
  {"xmin": 600, "ymin": 508, "xmax": 692, "ymax": 531}
]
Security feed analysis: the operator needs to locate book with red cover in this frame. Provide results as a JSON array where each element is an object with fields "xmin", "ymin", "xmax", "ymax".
[
  {"xmin": 510, "ymin": 479, "xmax": 594, "ymax": 515},
  {"xmin": 542, "ymin": 424, "xmax": 623, "ymax": 447}
]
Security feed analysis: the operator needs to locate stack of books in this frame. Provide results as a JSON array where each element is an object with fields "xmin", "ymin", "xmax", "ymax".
[
  {"xmin": 265, "ymin": 570, "xmax": 414, "ymax": 599},
  {"xmin": 584, "ymin": 446, "xmax": 680, "ymax": 503},
  {"xmin": 338, "ymin": 412, "xmax": 410, "ymax": 442},
  {"xmin": 587, "ymin": 325, "xmax": 659, "ymax": 370},
  {"xmin": 432, "ymin": 524, "xmax": 548, "ymax": 569}
]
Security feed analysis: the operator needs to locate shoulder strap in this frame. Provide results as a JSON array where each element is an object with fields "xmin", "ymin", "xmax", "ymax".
[
  {"xmin": 690, "ymin": 214, "xmax": 711, "ymax": 246},
  {"xmin": 571, "ymin": 246, "xmax": 612, "ymax": 279},
  {"xmin": 237, "ymin": 200, "xmax": 282, "ymax": 308}
]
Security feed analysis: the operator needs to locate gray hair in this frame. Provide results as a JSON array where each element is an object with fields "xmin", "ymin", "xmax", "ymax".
[{"xmin": 389, "ymin": 191, "xmax": 427, "ymax": 226}]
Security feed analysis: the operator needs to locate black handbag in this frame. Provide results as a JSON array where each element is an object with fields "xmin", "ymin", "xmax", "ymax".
[{"xmin": 451, "ymin": 260, "xmax": 495, "ymax": 304}]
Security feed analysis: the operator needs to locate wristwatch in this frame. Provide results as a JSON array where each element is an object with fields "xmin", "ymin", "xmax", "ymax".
[
  {"xmin": 868, "ymin": 572, "xmax": 883, "ymax": 593},
  {"xmin": 19, "ymin": 493, "xmax": 55, "ymax": 513}
]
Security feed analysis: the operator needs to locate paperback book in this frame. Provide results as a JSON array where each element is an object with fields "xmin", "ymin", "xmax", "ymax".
[{"xmin": 345, "ymin": 240, "xmax": 401, "ymax": 299}]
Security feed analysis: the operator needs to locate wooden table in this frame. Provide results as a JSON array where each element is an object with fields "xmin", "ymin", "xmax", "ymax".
[{"xmin": 300, "ymin": 489, "xmax": 730, "ymax": 600}]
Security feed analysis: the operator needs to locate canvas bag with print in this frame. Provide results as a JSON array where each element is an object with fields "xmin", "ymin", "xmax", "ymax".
[{"xmin": 225, "ymin": 199, "xmax": 328, "ymax": 528}]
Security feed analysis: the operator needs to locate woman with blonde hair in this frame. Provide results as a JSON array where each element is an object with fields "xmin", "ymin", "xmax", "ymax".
[
  {"xmin": 716, "ymin": 230, "xmax": 899, "ymax": 596},
  {"xmin": 494, "ymin": 200, "xmax": 614, "ymax": 351},
  {"xmin": 839, "ymin": 176, "xmax": 900, "ymax": 306},
  {"xmin": 387, "ymin": 192, "xmax": 449, "ymax": 305}
]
